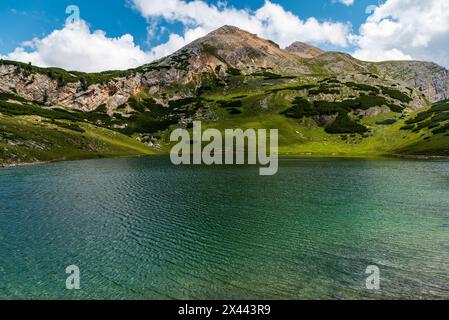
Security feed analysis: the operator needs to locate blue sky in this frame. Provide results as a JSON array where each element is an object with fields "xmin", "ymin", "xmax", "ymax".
[
  {"xmin": 0, "ymin": 0, "xmax": 377, "ymax": 54},
  {"xmin": 1, "ymin": 0, "xmax": 448, "ymax": 72}
]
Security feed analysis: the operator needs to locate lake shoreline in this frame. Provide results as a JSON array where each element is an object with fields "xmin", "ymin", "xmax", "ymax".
[
  {"xmin": 0, "ymin": 161, "xmax": 50, "ymax": 169},
  {"xmin": 2, "ymin": 151, "xmax": 449, "ymax": 170},
  {"xmin": 390, "ymin": 154, "xmax": 449, "ymax": 160},
  {"xmin": 0, "ymin": 154, "xmax": 155, "ymax": 170}
]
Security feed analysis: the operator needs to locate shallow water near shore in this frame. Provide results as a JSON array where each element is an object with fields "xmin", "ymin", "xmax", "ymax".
[{"xmin": 0, "ymin": 156, "xmax": 448, "ymax": 299}]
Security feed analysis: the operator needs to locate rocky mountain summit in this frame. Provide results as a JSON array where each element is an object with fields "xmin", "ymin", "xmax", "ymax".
[{"xmin": 285, "ymin": 41, "xmax": 324, "ymax": 58}]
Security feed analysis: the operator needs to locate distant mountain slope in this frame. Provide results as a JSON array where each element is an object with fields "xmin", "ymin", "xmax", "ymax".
[
  {"xmin": 1, "ymin": 25, "xmax": 449, "ymax": 165},
  {"xmin": 376, "ymin": 61, "xmax": 449, "ymax": 102},
  {"xmin": 180, "ymin": 25, "xmax": 302, "ymax": 72},
  {"xmin": 285, "ymin": 41, "xmax": 324, "ymax": 58}
]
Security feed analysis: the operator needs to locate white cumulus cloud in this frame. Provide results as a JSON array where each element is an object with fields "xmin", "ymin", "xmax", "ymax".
[
  {"xmin": 132, "ymin": 0, "xmax": 352, "ymax": 51},
  {"xmin": 352, "ymin": 0, "xmax": 449, "ymax": 68},
  {"xmin": 2, "ymin": 20, "xmax": 153, "ymax": 72}
]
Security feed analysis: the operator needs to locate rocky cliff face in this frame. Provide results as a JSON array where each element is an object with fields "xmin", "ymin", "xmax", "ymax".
[
  {"xmin": 0, "ymin": 64, "xmax": 142, "ymax": 111},
  {"xmin": 1, "ymin": 25, "xmax": 449, "ymax": 112},
  {"xmin": 376, "ymin": 61, "xmax": 449, "ymax": 103},
  {"xmin": 0, "ymin": 63, "xmax": 196, "ymax": 112}
]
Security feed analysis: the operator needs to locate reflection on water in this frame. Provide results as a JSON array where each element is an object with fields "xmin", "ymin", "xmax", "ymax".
[{"xmin": 0, "ymin": 157, "xmax": 448, "ymax": 299}]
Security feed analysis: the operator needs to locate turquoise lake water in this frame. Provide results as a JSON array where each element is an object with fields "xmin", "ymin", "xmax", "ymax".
[{"xmin": 0, "ymin": 157, "xmax": 448, "ymax": 299}]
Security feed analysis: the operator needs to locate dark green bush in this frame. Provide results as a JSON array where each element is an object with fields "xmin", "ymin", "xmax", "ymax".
[
  {"xmin": 308, "ymin": 85, "xmax": 340, "ymax": 95},
  {"xmin": 252, "ymin": 71, "xmax": 295, "ymax": 80},
  {"xmin": 433, "ymin": 123, "xmax": 449, "ymax": 135},
  {"xmin": 388, "ymin": 104, "xmax": 404, "ymax": 113},
  {"xmin": 0, "ymin": 92, "xmax": 29, "ymax": 103},
  {"xmin": 429, "ymin": 100, "xmax": 449, "ymax": 112},
  {"xmin": 406, "ymin": 111, "xmax": 433, "ymax": 124},
  {"xmin": 281, "ymin": 93, "xmax": 404, "ymax": 121},
  {"xmin": 325, "ymin": 113, "xmax": 368, "ymax": 134},
  {"xmin": 168, "ymin": 97, "xmax": 199, "ymax": 109},
  {"xmin": 312, "ymin": 100, "xmax": 342, "ymax": 115},
  {"xmin": 56, "ymin": 122, "xmax": 86, "ymax": 133},
  {"xmin": 325, "ymin": 78, "xmax": 341, "ymax": 84},
  {"xmin": 376, "ymin": 118, "xmax": 397, "ymax": 125},
  {"xmin": 227, "ymin": 68, "xmax": 242, "ymax": 76},
  {"xmin": 128, "ymin": 97, "xmax": 148, "ymax": 113},
  {"xmin": 281, "ymin": 97, "xmax": 314, "ymax": 118},
  {"xmin": 80, "ymin": 78, "xmax": 89, "ymax": 91},
  {"xmin": 345, "ymin": 82, "xmax": 380, "ymax": 94},
  {"xmin": 122, "ymin": 113, "xmax": 178, "ymax": 134},
  {"xmin": 0, "ymin": 100, "xmax": 81, "ymax": 121},
  {"xmin": 403, "ymin": 100, "xmax": 449, "ymax": 132},
  {"xmin": 228, "ymin": 108, "xmax": 242, "ymax": 115},
  {"xmin": 380, "ymin": 86, "xmax": 412, "ymax": 103},
  {"xmin": 400, "ymin": 124, "xmax": 416, "ymax": 131},
  {"xmin": 217, "ymin": 100, "xmax": 242, "ymax": 109}
]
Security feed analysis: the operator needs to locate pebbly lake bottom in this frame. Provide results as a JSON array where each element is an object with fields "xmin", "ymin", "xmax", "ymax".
[{"xmin": 0, "ymin": 156, "xmax": 448, "ymax": 299}]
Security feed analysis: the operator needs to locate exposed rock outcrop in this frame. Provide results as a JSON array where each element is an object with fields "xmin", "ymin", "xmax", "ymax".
[
  {"xmin": 0, "ymin": 64, "xmax": 143, "ymax": 111},
  {"xmin": 376, "ymin": 61, "xmax": 449, "ymax": 103}
]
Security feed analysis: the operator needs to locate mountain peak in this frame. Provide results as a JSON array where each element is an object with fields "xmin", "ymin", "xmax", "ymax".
[
  {"xmin": 211, "ymin": 25, "xmax": 247, "ymax": 35},
  {"xmin": 285, "ymin": 41, "xmax": 324, "ymax": 58},
  {"xmin": 207, "ymin": 25, "xmax": 281, "ymax": 48},
  {"xmin": 172, "ymin": 25, "xmax": 298, "ymax": 73}
]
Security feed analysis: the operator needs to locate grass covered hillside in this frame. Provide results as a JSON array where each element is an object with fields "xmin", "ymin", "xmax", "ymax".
[
  {"xmin": 1, "ymin": 73, "xmax": 449, "ymax": 166},
  {"xmin": 0, "ymin": 93, "xmax": 156, "ymax": 167},
  {"xmin": 396, "ymin": 100, "xmax": 449, "ymax": 156},
  {"xmin": 187, "ymin": 77, "xmax": 448, "ymax": 158}
]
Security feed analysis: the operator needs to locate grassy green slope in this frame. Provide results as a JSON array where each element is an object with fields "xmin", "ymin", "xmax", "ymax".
[
  {"xmin": 124, "ymin": 74, "xmax": 448, "ymax": 158},
  {"xmin": 196, "ymin": 112, "xmax": 428, "ymax": 158},
  {"xmin": 0, "ymin": 114, "xmax": 156, "ymax": 166},
  {"xmin": 1, "ymin": 72, "xmax": 448, "ymax": 166},
  {"xmin": 394, "ymin": 100, "xmax": 449, "ymax": 156},
  {"xmin": 0, "ymin": 92, "xmax": 161, "ymax": 166},
  {"xmin": 187, "ymin": 77, "xmax": 429, "ymax": 157}
]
